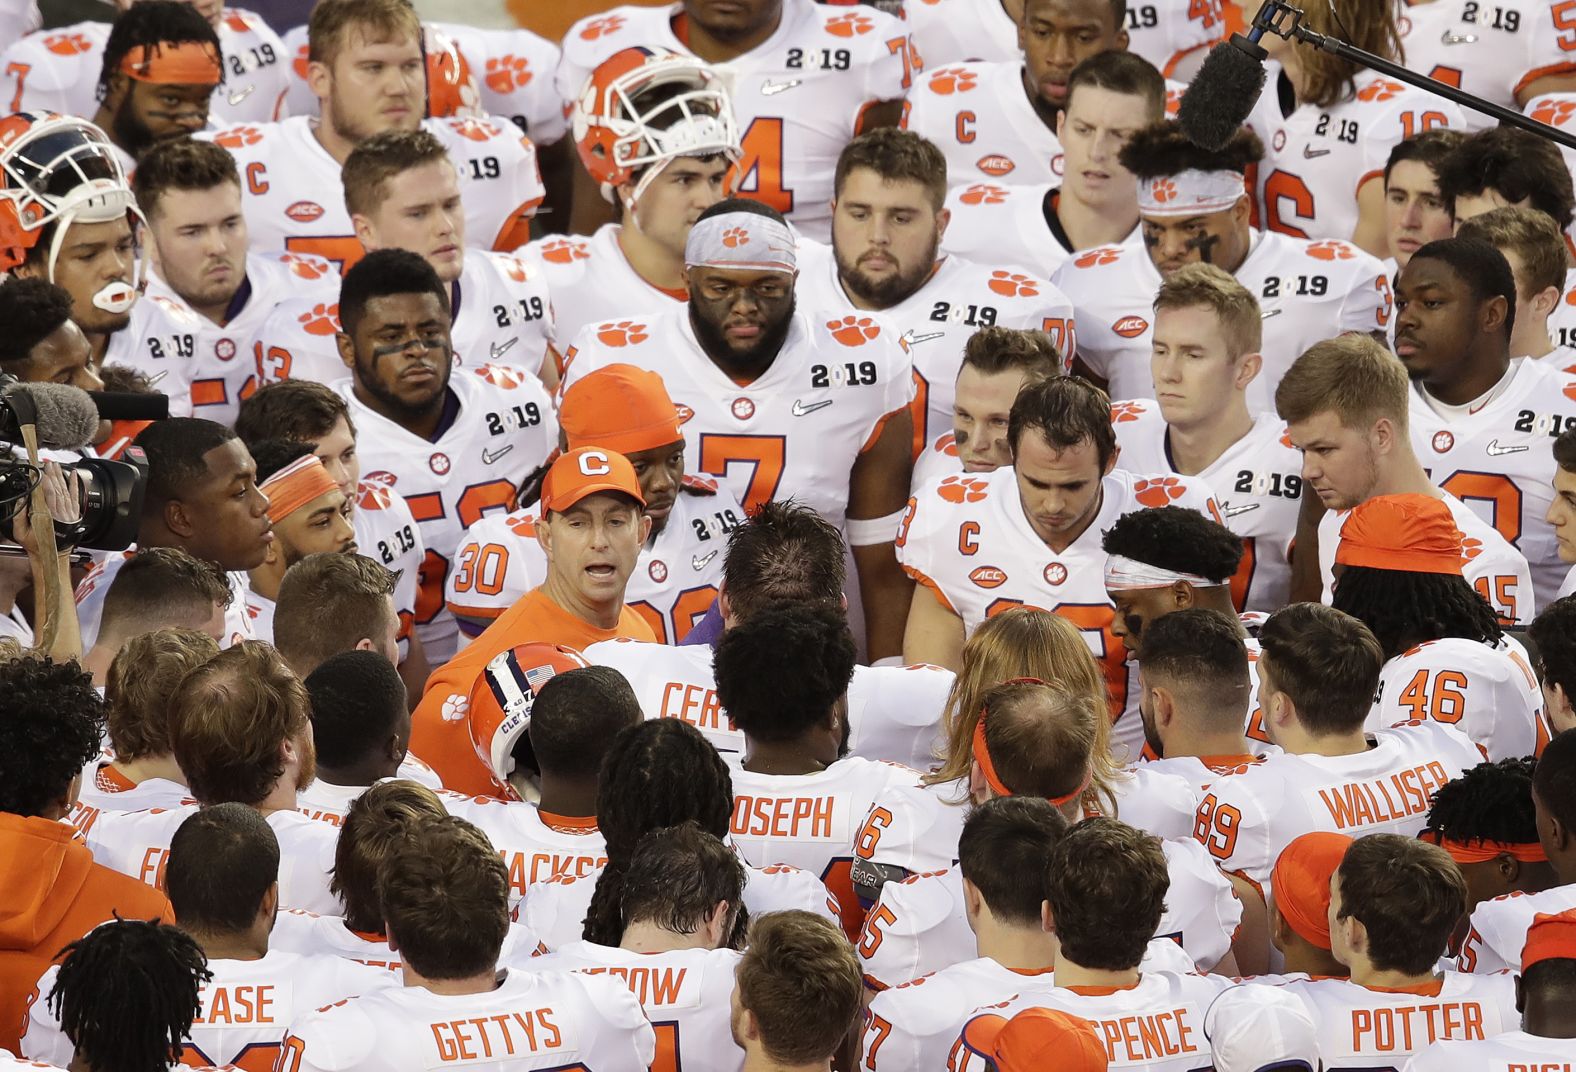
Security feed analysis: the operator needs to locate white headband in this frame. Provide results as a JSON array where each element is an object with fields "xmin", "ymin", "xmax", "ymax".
[
  {"xmin": 1137, "ymin": 169, "xmax": 1246, "ymax": 218},
  {"xmin": 685, "ymin": 212, "xmax": 796, "ymax": 273},
  {"xmin": 1104, "ymin": 553, "xmax": 1226, "ymax": 592}
]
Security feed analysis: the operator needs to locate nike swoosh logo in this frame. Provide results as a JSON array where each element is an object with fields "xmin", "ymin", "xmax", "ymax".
[
  {"xmin": 1221, "ymin": 502, "xmax": 1261, "ymax": 518},
  {"xmin": 760, "ymin": 79, "xmax": 801, "ymax": 96},
  {"xmin": 792, "ymin": 399, "xmax": 833, "ymax": 417},
  {"xmin": 1485, "ymin": 439, "xmax": 1530, "ymax": 457},
  {"xmin": 900, "ymin": 329, "xmax": 946, "ymax": 348},
  {"xmin": 692, "ymin": 550, "xmax": 719, "ymax": 571},
  {"xmin": 227, "ymin": 85, "xmax": 256, "ymax": 106},
  {"xmin": 490, "ymin": 337, "xmax": 518, "ymax": 360},
  {"xmin": 146, "ymin": 370, "xmax": 169, "ymax": 385},
  {"xmin": 1260, "ymin": 308, "xmax": 1283, "ymax": 320},
  {"xmin": 1302, "ymin": 145, "xmax": 1331, "ymax": 159},
  {"xmin": 481, "ymin": 444, "xmax": 514, "ymax": 465}
]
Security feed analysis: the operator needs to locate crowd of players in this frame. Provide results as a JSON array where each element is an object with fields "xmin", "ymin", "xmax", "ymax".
[{"xmin": 5, "ymin": 0, "xmax": 1576, "ymax": 1068}]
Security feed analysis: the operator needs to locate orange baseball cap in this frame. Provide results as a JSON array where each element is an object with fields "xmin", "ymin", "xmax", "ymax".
[
  {"xmin": 960, "ymin": 1007, "xmax": 1108, "ymax": 1072},
  {"xmin": 560, "ymin": 364, "xmax": 685, "ymax": 455},
  {"xmin": 540, "ymin": 447, "xmax": 646, "ymax": 514},
  {"xmin": 1522, "ymin": 908, "xmax": 1576, "ymax": 972},
  {"xmin": 1270, "ymin": 831, "xmax": 1354, "ymax": 950},
  {"xmin": 1334, "ymin": 493, "xmax": 1464, "ymax": 576}
]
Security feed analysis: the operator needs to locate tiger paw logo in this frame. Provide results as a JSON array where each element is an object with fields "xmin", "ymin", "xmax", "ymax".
[
  {"xmin": 362, "ymin": 470, "xmax": 398, "ymax": 495},
  {"xmin": 476, "ymin": 363, "xmax": 531, "ymax": 389},
  {"xmin": 1134, "ymin": 476, "xmax": 1187, "ymax": 507},
  {"xmin": 928, "ymin": 67, "xmax": 978, "ymax": 95},
  {"xmin": 1357, "ymin": 79, "xmax": 1404, "ymax": 102},
  {"xmin": 215, "ymin": 125, "xmax": 263, "ymax": 148},
  {"xmin": 597, "ymin": 320, "xmax": 648, "ymax": 346},
  {"xmin": 484, "ymin": 55, "xmax": 533, "ymax": 94},
  {"xmin": 440, "ymin": 694, "xmax": 470, "ymax": 722},
  {"xmin": 497, "ymin": 255, "xmax": 533, "ymax": 283},
  {"xmin": 1532, "ymin": 98, "xmax": 1576, "ymax": 126},
  {"xmin": 538, "ymin": 238, "xmax": 589, "ymax": 265},
  {"xmin": 827, "ymin": 315, "xmax": 880, "ymax": 346},
  {"xmin": 825, "ymin": 12, "xmax": 875, "ymax": 36},
  {"xmin": 935, "ymin": 432, "xmax": 959, "ymax": 457},
  {"xmin": 1431, "ymin": 430, "xmax": 1455, "ymax": 453},
  {"xmin": 224, "ymin": 11, "xmax": 252, "ymax": 32},
  {"xmin": 579, "ymin": 15, "xmax": 625, "ymax": 40},
  {"xmin": 449, "ymin": 117, "xmax": 501, "ymax": 141},
  {"xmin": 1306, "ymin": 240, "xmax": 1355, "ymax": 261},
  {"xmin": 937, "ymin": 475, "xmax": 989, "ymax": 503},
  {"xmin": 1110, "ymin": 401, "xmax": 1146, "ymax": 423},
  {"xmin": 987, "ymin": 271, "xmax": 1039, "ymax": 297},
  {"xmin": 44, "ymin": 33, "xmax": 92, "ymax": 55},
  {"xmin": 357, "ymin": 482, "xmax": 394, "ymax": 511},
  {"xmin": 1149, "ymin": 178, "xmax": 1178, "ymax": 204},
  {"xmin": 507, "ymin": 513, "xmax": 537, "ymax": 537},
  {"xmin": 280, "ymin": 253, "xmax": 329, "ymax": 280},
  {"xmin": 292, "ymin": 44, "xmax": 309, "ymax": 80},
  {"xmin": 299, "ymin": 303, "xmax": 340, "ymax": 336},
  {"xmin": 721, "ymin": 226, "xmax": 751, "ymax": 247},
  {"xmin": 959, "ymin": 183, "xmax": 1008, "ymax": 205},
  {"xmin": 1074, "ymin": 247, "xmax": 1122, "ymax": 268},
  {"xmin": 1461, "ymin": 537, "xmax": 1484, "ymax": 563}
]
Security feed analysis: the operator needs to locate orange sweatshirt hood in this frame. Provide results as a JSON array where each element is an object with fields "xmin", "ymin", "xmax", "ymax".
[{"xmin": 0, "ymin": 813, "xmax": 92, "ymax": 949}]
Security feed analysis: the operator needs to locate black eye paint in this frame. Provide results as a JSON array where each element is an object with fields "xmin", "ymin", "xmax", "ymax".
[{"xmin": 1185, "ymin": 233, "xmax": 1221, "ymax": 264}]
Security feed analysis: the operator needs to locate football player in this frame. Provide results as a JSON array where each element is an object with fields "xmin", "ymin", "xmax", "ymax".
[
  {"xmin": 1265, "ymin": 832, "xmax": 1352, "ymax": 980},
  {"xmin": 207, "ymin": 0, "xmax": 543, "ymax": 266},
  {"xmin": 797, "ymin": 127, "xmax": 1076, "ymax": 452},
  {"xmin": 898, "ymin": 374, "xmax": 1216, "ymax": 752},
  {"xmin": 1108, "ymin": 265, "xmax": 1303, "ymax": 609},
  {"xmin": 295, "ymin": 651, "xmax": 421, "ymax": 826},
  {"xmin": 87, "ymin": 3, "xmax": 223, "ymax": 168},
  {"xmin": 242, "ymin": 444, "xmax": 356, "ymax": 643},
  {"xmin": 1457, "ymin": 207, "xmax": 1575, "ymax": 364},
  {"xmin": 329, "ymin": 249, "xmax": 555, "ymax": 664},
  {"xmin": 1382, "ymin": 130, "xmax": 1464, "ymax": 276},
  {"xmin": 555, "ymin": 0, "xmax": 913, "ymax": 241},
  {"xmin": 1530, "ymin": 594, "xmax": 1576, "ymax": 733},
  {"xmin": 1059, "ymin": 123, "xmax": 1391, "ymax": 409},
  {"xmin": 941, "ymin": 51, "xmax": 1162, "ymax": 279},
  {"xmin": 1276, "ymin": 333, "xmax": 1534, "ymax": 623},
  {"xmin": 558, "ymin": 199, "xmax": 916, "ymax": 660}
]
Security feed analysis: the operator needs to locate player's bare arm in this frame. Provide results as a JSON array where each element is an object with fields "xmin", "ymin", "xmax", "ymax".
[{"xmin": 850, "ymin": 404, "xmax": 915, "ymax": 661}]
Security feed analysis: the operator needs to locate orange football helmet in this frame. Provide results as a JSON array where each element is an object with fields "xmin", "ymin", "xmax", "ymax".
[
  {"xmin": 424, "ymin": 25, "xmax": 481, "ymax": 119},
  {"xmin": 467, "ymin": 643, "xmax": 592, "ymax": 799},
  {"xmin": 571, "ymin": 46, "xmax": 739, "ymax": 208}
]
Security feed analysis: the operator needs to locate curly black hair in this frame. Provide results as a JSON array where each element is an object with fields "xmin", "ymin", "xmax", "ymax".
[
  {"xmin": 1100, "ymin": 505, "xmax": 1244, "ymax": 584},
  {"xmin": 1118, "ymin": 120, "xmax": 1263, "ymax": 181},
  {"xmin": 49, "ymin": 918, "xmax": 210, "ymax": 1072},
  {"xmin": 1437, "ymin": 127, "xmax": 1576, "ymax": 231},
  {"xmin": 1530, "ymin": 595, "xmax": 1576, "ymax": 705},
  {"xmin": 0, "ymin": 277, "xmax": 74, "ymax": 366},
  {"xmin": 582, "ymin": 720, "xmax": 738, "ymax": 946},
  {"xmin": 0, "ymin": 654, "xmax": 105, "ymax": 816},
  {"xmin": 1422, "ymin": 758, "xmax": 1539, "ymax": 847},
  {"xmin": 247, "ymin": 438, "xmax": 317, "ymax": 484},
  {"xmin": 713, "ymin": 602, "xmax": 856, "ymax": 743},
  {"xmin": 1330, "ymin": 565, "xmax": 1503, "ymax": 659}
]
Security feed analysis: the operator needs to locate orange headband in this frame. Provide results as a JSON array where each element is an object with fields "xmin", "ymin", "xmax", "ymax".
[
  {"xmin": 972, "ymin": 678, "xmax": 1091, "ymax": 806},
  {"xmin": 1419, "ymin": 830, "xmax": 1549, "ymax": 864},
  {"xmin": 119, "ymin": 41, "xmax": 223, "ymax": 86},
  {"xmin": 261, "ymin": 455, "xmax": 339, "ymax": 522}
]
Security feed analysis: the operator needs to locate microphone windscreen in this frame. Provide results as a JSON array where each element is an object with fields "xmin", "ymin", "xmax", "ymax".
[
  {"xmin": 1, "ymin": 381, "xmax": 103, "ymax": 449},
  {"xmin": 86, "ymin": 390, "xmax": 170, "ymax": 422},
  {"xmin": 1177, "ymin": 39, "xmax": 1269, "ymax": 152}
]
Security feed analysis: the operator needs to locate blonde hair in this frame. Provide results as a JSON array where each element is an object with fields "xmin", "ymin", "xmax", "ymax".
[
  {"xmin": 927, "ymin": 609, "xmax": 1120, "ymax": 816},
  {"xmin": 1292, "ymin": 0, "xmax": 1402, "ymax": 110},
  {"xmin": 308, "ymin": 0, "xmax": 421, "ymax": 70},
  {"xmin": 1154, "ymin": 262, "xmax": 1263, "ymax": 358},
  {"xmin": 106, "ymin": 628, "xmax": 220, "ymax": 762},
  {"xmin": 1274, "ymin": 333, "xmax": 1409, "ymax": 433}
]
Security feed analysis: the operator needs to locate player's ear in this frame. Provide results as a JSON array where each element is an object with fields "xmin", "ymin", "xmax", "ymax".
[
  {"xmin": 637, "ymin": 510, "xmax": 653, "ymax": 544},
  {"xmin": 1040, "ymin": 899, "xmax": 1056, "ymax": 936},
  {"xmin": 1152, "ymin": 684, "xmax": 1175, "ymax": 728},
  {"xmin": 1482, "ymin": 294, "xmax": 1510, "ymax": 337},
  {"xmin": 336, "ymin": 330, "xmax": 355, "ymax": 371},
  {"xmin": 1515, "ymin": 972, "xmax": 1526, "ymax": 1015},
  {"xmin": 967, "ymin": 758, "xmax": 990, "ymax": 805},
  {"xmin": 165, "ymin": 497, "xmax": 197, "ymax": 540},
  {"xmin": 961, "ymin": 876, "xmax": 984, "ymax": 920},
  {"xmin": 1533, "ymin": 284, "xmax": 1562, "ymax": 321},
  {"xmin": 350, "ymin": 213, "xmax": 375, "ymax": 247},
  {"xmin": 305, "ymin": 59, "xmax": 333, "ymax": 104},
  {"xmin": 102, "ymin": 71, "xmax": 130, "ymax": 109},
  {"xmin": 535, "ymin": 515, "xmax": 553, "ymax": 556},
  {"xmin": 1171, "ymin": 580, "xmax": 1193, "ymax": 610},
  {"xmin": 1370, "ymin": 416, "xmax": 1395, "ymax": 457},
  {"xmin": 1103, "ymin": 443, "xmax": 1120, "ymax": 477},
  {"xmin": 1235, "ymin": 352, "xmax": 1263, "ymax": 391},
  {"xmin": 259, "ymin": 881, "xmax": 279, "ymax": 925}
]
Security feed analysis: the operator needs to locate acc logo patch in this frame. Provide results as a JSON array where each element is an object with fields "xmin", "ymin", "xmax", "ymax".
[
  {"xmin": 1112, "ymin": 316, "xmax": 1150, "ymax": 338},
  {"xmin": 976, "ymin": 154, "xmax": 1015, "ymax": 177},
  {"xmin": 285, "ymin": 200, "xmax": 324, "ymax": 222},
  {"xmin": 969, "ymin": 566, "xmax": 1008, "ymax": 589}
]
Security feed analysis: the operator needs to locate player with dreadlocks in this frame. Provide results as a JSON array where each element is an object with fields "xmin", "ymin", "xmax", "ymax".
[
  {"xmin": 522, "ymin": 718, "xmax": 837, "ymax": 951},
  {"xmin": 1330, "ymin": 494, "xmax": 1544, "ymax": 761},
  {"xmin": 42, "ymin": 918, "xmax": 209, "ymax": 1072},
  {"xmin": 92, "ymin": 2, "xmax": 223, "ymax": 165},
  {"xmin": 1422, "ymin": 759, "xmax": 1559, "ymax": 936}
]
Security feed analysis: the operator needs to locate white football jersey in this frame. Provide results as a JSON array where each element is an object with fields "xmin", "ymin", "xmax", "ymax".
[
  {"xmin": 446, "ymin": 479, "xmax": 739, "ymax": 644},
  {"xmin": 531, "ymin": 943, "xmax": 744, "ymax": 1072},
  {"xmin": 862, "ymin": 940, "xmax": 1195, "ymax": 1072},
  {"xmin": 521, "ymin": 226, "xmax": 687, "ymax": 351},
  {"xmin": 1112, "ymin": 401, "xmax": 1302, "ymax": 612},
  {"xmin": 269, "ymin": 908, "xmax": 546, "ymax": 974},
  {"xmin": 896, "ymin": 466, "xmax": 1220, "ymax": 757},
  {"xmin": 336, "ymin": 366, "xmax": 557, "ymax": 663},
  {"xmin": 204, "ymin": 115, "xmax": 543, "ymax": 263},
  {"xmin": 101, "ymin": 290, "xmax": 213, "ymax": 419},
  {"xmin": 74, "ymin": 552, "xmax": 255, "ymax": 651},
  {"xmin": 942, "ymin": 182, "xmax": 1140, "ymax": 281},
  {"xmin": 911, "ymin": 429, "xmax": 964, "ymax": 491},
  {"xmin": 441, "ymin": 796, "xmax": 607, "ymax": 910},
  {"xmin": 23, "ymin": 949, "xmax": 392, "ymax": 1070},
  {"xmin": 950, "ymin": 970, "xmax": 1234, "ymax": 1072},
  {"xmin": 559, "ymin": 308, "xmax": 914, "ymax": 526},
  {"xmin": 429, "ymin": 23, "xmax": 569, "ymax": 147},
  {"xmin": 1278, "ymin": 972, "xmax": 1520, "ymax": 1070},
  {"xmin": 555, "ymin": 0, "xmax": 916, "ymax": 242},
  {"xmin": 1247, "ymin": 72, "xmax": 1465, "ymax": 242},
  {"xmin": 1122, "ymin": 0, "xmax": 1225, "ymax": 77},
  {"xmin": 1192, "ymin": 720, "xmax": 1484, "ymax": 893},
  {"xmin": 1319, "ymin": 492, "xmax": 1536, "ymax": 625},
  {"xmin": 1399, "ymin": 0, "xmax": 1576, "ymax": 131},
  {"xmin": 1408, "ymin": 358, "xmax": 1576, "ymax": 608},
  {"xmin": 1403, "ymin": 1028, "xmax": 1576, "ymax": 1072},
  {"xmin": 901, "ymin": 0, "xmax": 1018, "ymax": 68},
  {"xmin": 1457, "ymin": 883, "xmax": 1576, "ymax": 974},
  {"xmin": 279, "ymin": 968, "xmax": 655, "ymax": 1072},
  {"xmin": 1136, "ymin": 750, "xmax": 1277, "ymax": 796},
  {"xmin": 905, "ymin": 60, "xmax": 1062, "ymax": 191},
  {"xmin": 1053, "ymin": 230, "xmax": 1391, "ymax": 411},
  {"xmin": 796, "ymin": 243, "xmax": 1077, "ymax": 449},
  {"xmin": 70, "ymin": 764, "xmax": 191, "ymax": 832},
  {"xmin": 349, "ymin": 477, "xmax": 424, "ymax": 659},
  {"xmin": 1370, "ymin": 637, "xmax": 1545, "ymax": 762},
  {"xmin": 0, "ymin": 9, "xmax": 289, "ymax": 126}
]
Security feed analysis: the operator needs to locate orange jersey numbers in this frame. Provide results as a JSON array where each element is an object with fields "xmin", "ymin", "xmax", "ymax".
[
  {"xmin": 1398, "ymin": 668, "xmax": 1469, "ymax": 725},
  {"xmin": 731, "ymin": 117, "xmax": 794, "ymax": 214}
]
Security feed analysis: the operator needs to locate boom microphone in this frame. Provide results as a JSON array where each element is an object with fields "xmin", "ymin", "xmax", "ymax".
[
  {"xmin": 0, "ymin": 382, "xmax": 102, "ymax": 449},
  {"xmin": 86, "ymin": 390, "xmax": 170, "ymax": 422},
  {"xmin": 1176, "ymin": 34, "xmax": 1270, "ymax": 152}
]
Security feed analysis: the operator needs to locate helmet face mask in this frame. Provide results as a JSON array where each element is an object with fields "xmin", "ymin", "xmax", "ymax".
[{"xmin": 469, "ymin": 643, "xmax": 593, "ymax": 799}]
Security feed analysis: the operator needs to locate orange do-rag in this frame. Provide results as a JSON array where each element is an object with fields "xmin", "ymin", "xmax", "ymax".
[
  {"xmin": 1522, "ymin": 908, "xmax": 1576, "ymax": 972},
  {"xmin": 1335, "ymin": 493, "xmax": 1464, "ymax": 575},
  {"xmin": 1271, "ymin": 831, "xmax": 1354, "ymax": 950},
  {"xmin": 119, "ymin": 41, "xmax": 222, "ymax": 86},
  {"xmin": 560, "ymin": 363, "xmax": 685, "ymax": 456}
]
